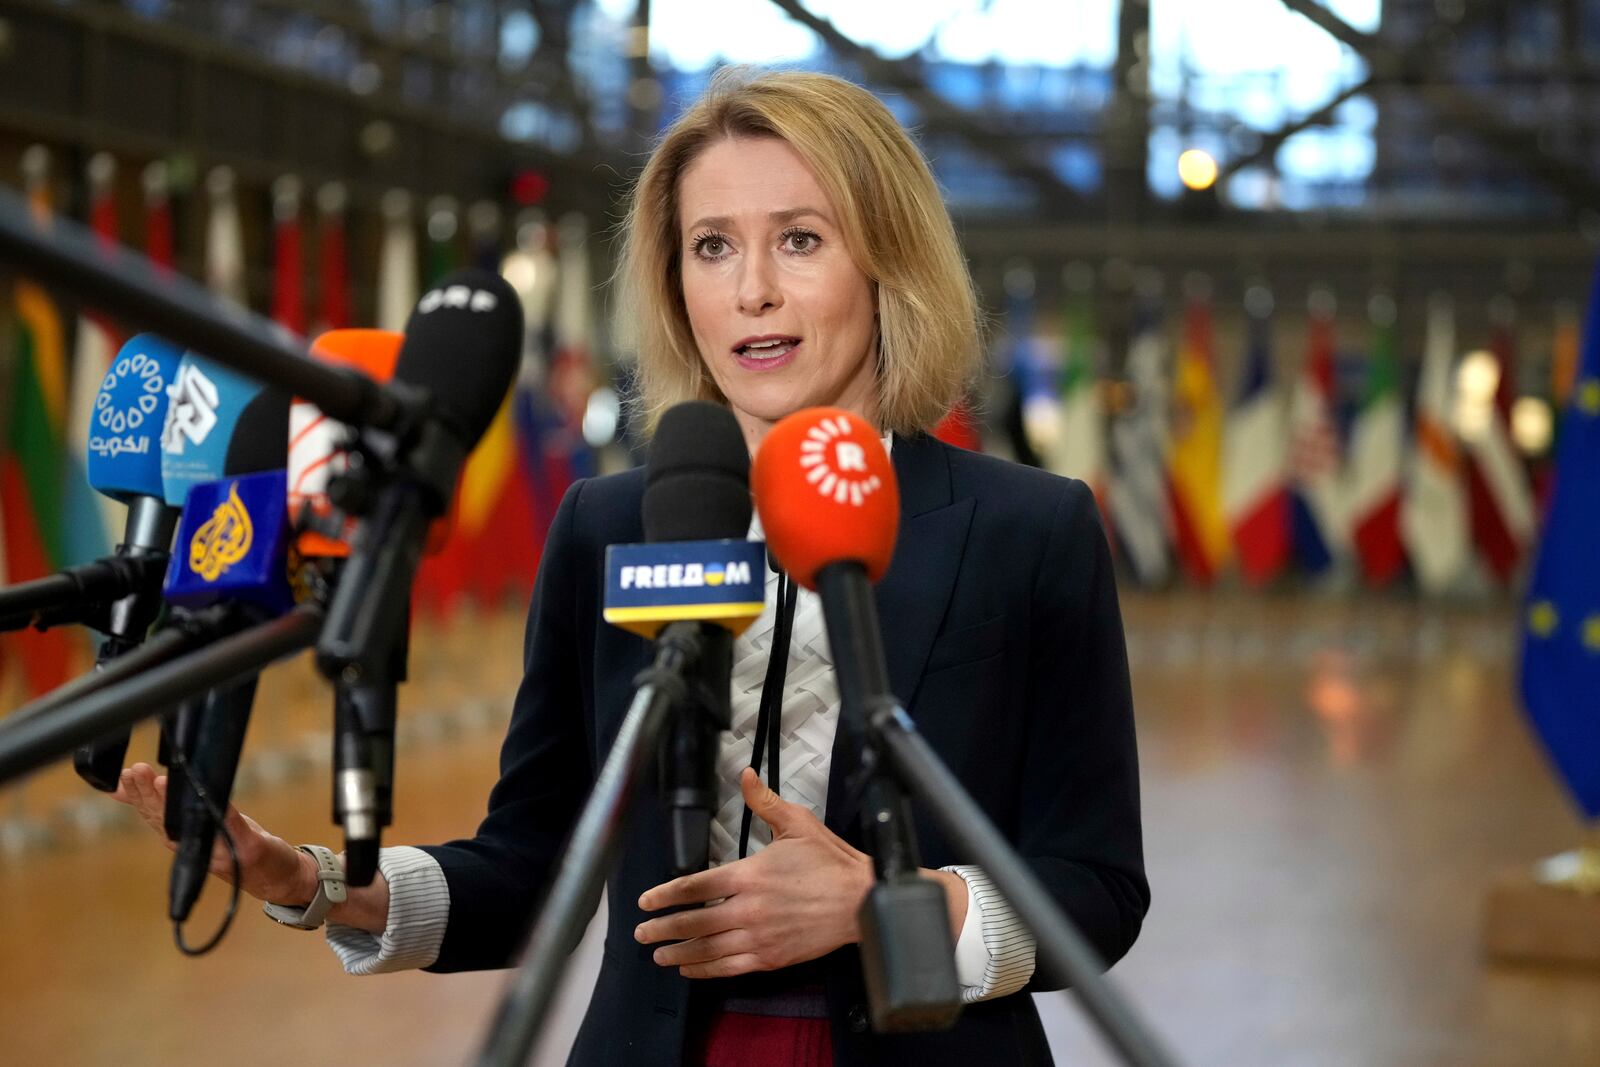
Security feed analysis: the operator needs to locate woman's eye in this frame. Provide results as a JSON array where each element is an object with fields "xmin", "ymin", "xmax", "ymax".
[
  {"xmin": 697, "ymin": 236, "xmax": 726, "ymax": 258},
  {"xmin": 784, "ymin": 231, "xmax": 820, "ymax": 254}
]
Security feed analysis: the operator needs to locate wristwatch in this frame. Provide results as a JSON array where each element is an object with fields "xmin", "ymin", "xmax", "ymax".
[{"xmin": 263, "ymin": 845, "xmax": 348, "ymax": 930}]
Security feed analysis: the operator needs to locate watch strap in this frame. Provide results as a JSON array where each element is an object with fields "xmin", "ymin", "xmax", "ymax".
[{"xmin": 263, "ymin": 845, "xmax": 348, "ymax": 930}]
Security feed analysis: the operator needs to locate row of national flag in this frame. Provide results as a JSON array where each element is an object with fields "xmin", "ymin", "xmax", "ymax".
[
  {"xmin": 1006, "ymin": 276, "xmax": 1568, "ymax": 594},
  {"xmin": 2, "ymin": 147, "xmax": 603, "ymax": 699}
]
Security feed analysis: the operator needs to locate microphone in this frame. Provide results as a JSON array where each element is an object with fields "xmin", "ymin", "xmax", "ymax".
[
  {"xmin": 162, "ymin": 467, "xmax": 297, "ymax": 927},
  {"xmin": 156, "ymin": 350, "xmax": 289, "ymax": 844},
  {"xmin": 316, "ymin": 268, "xmax": 522, "ymax": 682},
  {"xmin": 157, "ymin": 375, "xmax": 294, "ymax": 928},
  {"xmin": 752, "ymin": 409, "xmax": 900, "ymax": 718},
  {"xmin": 0, "ymin": 337, "xmax": 189, "ymax": 639},
  {"xmin": 752, "ymin": 407, "xmax": 961, "ymax": 1033},
  {"xmin": 290, "ymin": 327, "xmax": 407, "ymax": 886},
  {"xmin": 72, "ymin": 334, "xmax": 186, "ymax": 790},
  {"xmin": 601, "ymin": 401, "xmax": 761, "ymax": 874},
  {"xmin": 160, "ymin": 349, "xmax": 293, "ymax": 507}
]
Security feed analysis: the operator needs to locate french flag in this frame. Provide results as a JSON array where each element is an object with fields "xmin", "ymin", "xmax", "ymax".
[
  {"xmin": 1223, "ymin": 302, "xmax": 1289, "ymax": 586},
  {"xmin": 1288, "ymin": 295, "xmax": 1347, "ymax": 574}
]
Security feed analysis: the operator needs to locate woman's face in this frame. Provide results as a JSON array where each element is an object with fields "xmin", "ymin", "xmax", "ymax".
[{"xmin": 677, "ymin": 136, "xmax": 879, "ymax": 447}]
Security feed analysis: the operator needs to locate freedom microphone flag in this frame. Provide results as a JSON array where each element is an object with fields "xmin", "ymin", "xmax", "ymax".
[{"xmin": 603, "ymin": 540, "xmax": 766, "ymax": 639}]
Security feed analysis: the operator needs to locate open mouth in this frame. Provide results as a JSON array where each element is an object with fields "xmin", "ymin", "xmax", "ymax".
[{"xmin": 735, "ymin": 336, "xmax": 800, "ymax": 360}]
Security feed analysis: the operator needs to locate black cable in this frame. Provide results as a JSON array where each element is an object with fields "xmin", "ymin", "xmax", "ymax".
[{"xmin": 165, "ymin": 745, "xmax": 243, "ymax": 957}]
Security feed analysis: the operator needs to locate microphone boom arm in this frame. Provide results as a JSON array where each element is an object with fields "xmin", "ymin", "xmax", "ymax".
[
  {"xmin": 868, "ymin": 703, "xmax": 1181, "ymax": 1067},
  {"xmin": 0, "ymin": 186, "xmax": 409, "ymax": 433},
  {"xmin": 0, "ymin": 605, "xmax": 324, "ymax": 788},
  {"xmin": 473, "ymin": 622, "xmax": 704, "ymax": 1067}
]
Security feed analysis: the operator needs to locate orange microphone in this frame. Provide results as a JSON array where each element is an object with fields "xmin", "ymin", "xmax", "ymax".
[
  {"xmin": 750, "ymin": 407, "xmax": 899, "ymax": 589},
  {"xmin": 750, "ymin": 403, "xmax": 900, "ymax": 739},
  {"xmin": 286, "ymin": 327, "xmax": 413, "ymax": 886},
  {"xmin": 752, "ymin": 408, "xmax": 963, "ymax": 1031},
  {"xmin": 288, "ymin": 329, "xmax": 451, "ymax": 560},
  {"xmin": 289, "ymin": 329, "xmax": 404, "ymax": 558}
]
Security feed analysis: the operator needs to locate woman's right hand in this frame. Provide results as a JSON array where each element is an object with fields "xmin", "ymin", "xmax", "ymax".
[{"xmin": 112, "ymin": 762, "xmax": 313, "ymax": 906}]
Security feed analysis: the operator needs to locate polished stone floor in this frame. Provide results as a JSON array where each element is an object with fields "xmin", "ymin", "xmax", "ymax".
[{"xmin": 2, "ymin": 592, "xmax": 1597, "ymax": 1066}]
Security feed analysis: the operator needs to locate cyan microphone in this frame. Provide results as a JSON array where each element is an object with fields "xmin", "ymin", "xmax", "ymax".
[
  {"xmin": 159, "ymin": 349, "xmax": 293, "ymax": 510},
  {"xmin": 753, "ymin": 407, "xmax": 961, "ymax": 1033},
  {"xmin": 161, "ymin": 467, "xmax": 296, "ymax": 926},
  {"xmin": 67, "ymin": 333, "xmax": 185, "ymax": 790},
  {"xmin": 157, "ymin": 349, "xmax": 289, "ymax": 835},
  {"xmin": 289, "ymin": 327, "xmax": 408, "ymax": 886},
  {"xmin": 602, "ymin": 401, "xmax": 761, "ymax": 875}
]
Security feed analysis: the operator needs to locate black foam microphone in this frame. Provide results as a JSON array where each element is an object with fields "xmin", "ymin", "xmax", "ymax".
[
  {"xmin": 642, "ymin": 401, "xmax": 751, "ymax": 875},
  {"xmin": 316, "ymin": 269, "xmax": 521, "ymax": 680},
  {"xmin": 315, "ymin": 269, "xmax": 521, "ymax": 881}
]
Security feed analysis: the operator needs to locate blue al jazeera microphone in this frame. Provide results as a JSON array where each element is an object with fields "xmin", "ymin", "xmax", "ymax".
[
  {"xmin": 73, "ymin": 333, "xmax": 185, "ymax": 790},
  {"xmin": 161, "ymin": 468, "xmax": 296, "ymax": 924}
]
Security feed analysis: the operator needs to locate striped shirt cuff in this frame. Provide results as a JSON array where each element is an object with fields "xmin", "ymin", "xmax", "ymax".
[
  {"xmin": 325, "ymin": 846, "xmax": 450, "ymax": 975},
  {"xmin": 942, "ymin": 864, "xmax": 1036, "ymax": 1003}
]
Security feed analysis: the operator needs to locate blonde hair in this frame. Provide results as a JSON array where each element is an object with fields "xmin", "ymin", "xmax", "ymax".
[{"xmin": 615, "ymin": 69, "xmax": 981, "ymax": 437}]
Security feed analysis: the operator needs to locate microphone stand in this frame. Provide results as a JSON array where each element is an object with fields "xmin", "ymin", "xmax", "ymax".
[
  {"xmin": 814, "ymin": 565, "xmax": 963, "ymax": 1033},
  {"xmin": 810, "ymin": 559, "xmax": 1178, "ymax": 1066},
  {"xmin": 332, "ymin": 607, "xmax": 408, "ymax": 887},
  {"xmin": 857, "ymin": 699, "xmax": 1180, "ymax": 1067},
  {"xmin": 3, "ymin": 620, "xmax": 215, "ymax": 725},
  {"xmin": 0, "ymin": 605, "xmax": 324, "ymax": 787},
  {"xmin": 473, "ymin": 622, "xmax": 704, "ymax": 1067},
  {"xmin": 0, "ymin": 554, "xmax": 169, "ymax": 633}
]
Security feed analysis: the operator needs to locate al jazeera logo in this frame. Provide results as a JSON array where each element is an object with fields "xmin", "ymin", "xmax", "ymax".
[{"xmin": 189, "ymin": 482, "xmax": 254, "ymax": 582}]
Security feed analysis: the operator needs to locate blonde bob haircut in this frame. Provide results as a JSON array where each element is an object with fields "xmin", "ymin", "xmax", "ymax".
[{"xmin": 616, "ymin": 69, "xmax": 981, "ymax": 437}]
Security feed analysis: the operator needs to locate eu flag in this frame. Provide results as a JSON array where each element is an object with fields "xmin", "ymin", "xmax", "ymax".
[{"xmin": 1520, "ymin": 261, "xmax": 1600, "ymax": 820}]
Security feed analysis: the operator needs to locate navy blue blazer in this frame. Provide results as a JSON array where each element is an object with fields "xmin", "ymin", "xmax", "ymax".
[{"xmin": 420, "ymin": 432, "xmax": 1148, "ymax": 1066}]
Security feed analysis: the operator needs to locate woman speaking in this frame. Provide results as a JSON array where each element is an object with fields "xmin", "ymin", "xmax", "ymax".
[{"xmin": 114, "ymin": 70, "xmax": 1148, "ymax": 1066}]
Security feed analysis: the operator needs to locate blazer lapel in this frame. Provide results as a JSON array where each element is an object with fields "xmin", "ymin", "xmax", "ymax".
[{"xmin": 825, "ymin": 435, "xmax": 975, "ymax": 836}]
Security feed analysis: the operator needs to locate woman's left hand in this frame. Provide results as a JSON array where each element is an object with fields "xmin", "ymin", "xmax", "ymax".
[{"xmin": 635, "ymin": 767, "xmax": 874, "ymax": 978}]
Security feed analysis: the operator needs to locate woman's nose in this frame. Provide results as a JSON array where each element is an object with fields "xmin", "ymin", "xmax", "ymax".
[{"xmin": 736, "ymin": 254, "xmax": 782, "ymax": 315}]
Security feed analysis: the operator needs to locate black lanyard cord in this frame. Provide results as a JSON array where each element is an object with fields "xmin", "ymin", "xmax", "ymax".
[{"xmin": 737, "ymin": 570, "xmax": 799, "ymax": 860}]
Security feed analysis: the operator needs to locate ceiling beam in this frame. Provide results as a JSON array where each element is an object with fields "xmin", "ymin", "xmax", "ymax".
[
  {"xmin": 764, "ymin": 0, "xmax": 1089, "ymax": 216},
  {"xmin": 1279, "ymin": 0, "xmax": 1600, "ymax": 215}
]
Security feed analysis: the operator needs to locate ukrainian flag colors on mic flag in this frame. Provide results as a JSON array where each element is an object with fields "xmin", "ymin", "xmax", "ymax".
[{"xmin": 1519, "ymin": 261, "xmax": 1600, "ymax": 821}]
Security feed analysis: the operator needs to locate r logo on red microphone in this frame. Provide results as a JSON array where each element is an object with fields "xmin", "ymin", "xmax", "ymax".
[{"xmin": 800, "ymin": 415, "xmax": 884, "ymax": 506}]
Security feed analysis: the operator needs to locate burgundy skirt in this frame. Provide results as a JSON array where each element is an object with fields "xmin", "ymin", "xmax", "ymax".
[{"xmin": 686, "ymin": 1010, "xmax": 834, "ymax": 1067}]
